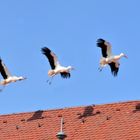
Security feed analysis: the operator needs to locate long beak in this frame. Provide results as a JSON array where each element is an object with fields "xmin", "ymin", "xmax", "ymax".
[
  {"xmin": 23, "ymin": 77, "xmax": 27, "ymax": 80},
  {"xmin": 124, "ymin": 55, "xmax": 128, "ymax": 59},
  {"xmin": 72, "ymin": 67, "xmax": 75, "ymax": 70}
]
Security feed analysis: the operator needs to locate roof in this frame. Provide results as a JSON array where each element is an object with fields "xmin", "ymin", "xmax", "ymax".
[{"xmin": 0, "ymin": 100, "xmax": 140, "ymax": 140}]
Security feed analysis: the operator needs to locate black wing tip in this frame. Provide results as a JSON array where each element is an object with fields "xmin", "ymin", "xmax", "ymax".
[
  {"xmin": 97, "ymin": 38, "xmax": 104, "ymax": 41},
  {"xmin": 97, "ymin": 38, "xmax": 105, "ymax": 47},
  {"xmin": 108, "ymin": 62, "xmax": 119, "ymax": 77},
  {"xmin": 41, "ymin": 47, "xmax": 56, "ymax": 69},
  {"xmin": 111, "ymin": 67, "xmax": 119, "ymax": 77},
  {"xmin": 111, "ymin": 71, "xmax": 118, "ymax": 77},
  {"xmin": 97, "ymin": 38, "xmax": 105, "ymax": 43},
  {"xmin": 41, "ymin": 47, "xmax": 51, "ymax": 54},
  {"xmin": 60, "ymin": 72, "xmax": 71, "ymax": 79}
]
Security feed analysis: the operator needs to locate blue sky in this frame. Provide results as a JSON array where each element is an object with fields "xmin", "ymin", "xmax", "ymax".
[{"xmin": 0, "ymin": 0, "xmax": 139, "ymax": 114}]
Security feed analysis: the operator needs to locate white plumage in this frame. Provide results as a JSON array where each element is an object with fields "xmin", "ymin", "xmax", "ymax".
[
  {"xmin": 41, "ymin": 47, "xmax": 74, "ymax": 83},
  {"xmin": 0, "ymin": 58, "xmax": 26, "ymax": 86},
  {"xmin": 97, "ymin": 38, "xmax": 127, "ymax": 76}
]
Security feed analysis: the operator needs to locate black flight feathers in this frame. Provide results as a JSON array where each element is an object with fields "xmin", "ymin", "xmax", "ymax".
[
  {"xmin": 41, "ymin": 47, "xmax": 56, "ymax": 69},
  {"xmin": 60, "ymin": 72, "xmax": 70, "ymax": 78},
  {"xmin": 97, "ymin": 39, "xmax": 119, "ymax": 76},
  {"xmin": 96, "ymin": 38, "xmax": 108, "ymax": 58},
  {"xmin": 108, "ymin": 62, "xmax": 119, "ymax": 76},
  {"xmin": 0, "ymin": 58, "xmax": 9, "ymax": 79},
  {"xmin": 41, "ymin": 47, "xmax": 71, "ymax": 79}
]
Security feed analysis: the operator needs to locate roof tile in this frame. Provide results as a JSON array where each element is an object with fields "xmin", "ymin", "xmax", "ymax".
[{"xmin": 0, "ymin": 100, "xmax": 140, "ymax": 140}]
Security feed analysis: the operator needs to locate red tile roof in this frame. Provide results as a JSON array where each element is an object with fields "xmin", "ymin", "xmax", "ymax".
[{"xmin": 0, "ymin": 100, "xmax": 140, "ymax": 140}]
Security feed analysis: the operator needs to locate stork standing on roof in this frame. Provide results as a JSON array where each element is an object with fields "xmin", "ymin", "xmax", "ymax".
[
  {"xmin": 41, "ymin": 47, "xmax": 74, "ymax": 84},
  {"xmin": 0, "ymin": 58, "xmax": 26, "ymax": 90},
  {"xmin": 97, "ymin": 38, "xmax": 127, "ymax": 76}
]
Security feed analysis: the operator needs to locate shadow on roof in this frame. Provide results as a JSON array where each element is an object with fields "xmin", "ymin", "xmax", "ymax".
[
  {"xmin": 27, "ymin": 110, "xmax": 44, "ymax": 121},
  {"xmin": 78, "ymin": 106, "xmax": 94, "ymax": 119}
]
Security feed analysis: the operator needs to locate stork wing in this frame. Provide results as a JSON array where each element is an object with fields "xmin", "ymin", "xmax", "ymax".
[
  {"xmin": 0, "ymin": 59, "xmax": 11, "ymax": 79},
  {"xmin": 41, "ymin": 47, "xmax": 59, "ymax": 70},
  {"xmin": 108, "ymin": 62, "xmax": 119, "ymax": 76},
  {"xmin": 97, "ymin": 38, "xmax": 112, "ymax": 58},
  {"xmin": 60, "ymin": 72, "xmax": 71, "ymax": 78},
  {"xmin": 97, "ymin": 38, "xmax": 107, "ymax": 57},
  {"xmin": 104, "ymin": 41, "xmax": 112, "ymax": 57}
]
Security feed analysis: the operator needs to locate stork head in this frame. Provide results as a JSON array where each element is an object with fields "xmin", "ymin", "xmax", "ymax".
[
  {"xmin": 48, "ymin": 70, "xmax": 55, "ymax": 77},
  {"xmin": 120, "ymin": 53, "xmax": 128, "ymax": 58},
  {"xmin": 67, "ymin": 66, "xmax": 74, "ymax": 71},
  {"xmin": 18, "ymin": 76, "xmax": 27, "ymax": 81}
]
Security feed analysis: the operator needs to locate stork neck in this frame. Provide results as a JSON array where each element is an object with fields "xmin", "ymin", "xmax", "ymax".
[{"xmin": 120, "ymin": 53, "xmax": 125, "ymax": 57}]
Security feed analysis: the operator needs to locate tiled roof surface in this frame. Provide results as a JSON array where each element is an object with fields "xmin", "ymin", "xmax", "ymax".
[{"xmin": 0, "ymin": 100, "xmax": 140, "ymax": 140}]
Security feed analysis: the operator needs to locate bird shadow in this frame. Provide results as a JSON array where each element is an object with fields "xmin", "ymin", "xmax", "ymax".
[
  {"xmin": 27, "ymin": 110, "xmax": 44, "ymax": 121},
  {"xmin": 78, "ymin": 106, "xmax": 94, "ymax": 119}
]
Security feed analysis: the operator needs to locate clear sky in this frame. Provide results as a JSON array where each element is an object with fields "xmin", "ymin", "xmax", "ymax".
[{"xmin": 0, "ymin": 0, "xmax": 139, "ymax": 114}]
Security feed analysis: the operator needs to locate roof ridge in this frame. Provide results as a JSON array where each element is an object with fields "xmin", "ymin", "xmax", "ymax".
[{"xmin": 0, "ymin": 100, "xmax": 139, "ymax": 117}]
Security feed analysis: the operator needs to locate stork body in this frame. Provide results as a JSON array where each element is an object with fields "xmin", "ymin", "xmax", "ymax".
[
  {"xmin": 97, "ymin": 38, "xmax": 127, "ymax": 76},
  {"xmin": 0, "ymin": 59, "xmax": 26, "ymax": 86},
  {"xmin": 41, "ymin": 47, "xmax": 73, "ymax": 83},
  {"xmin": 0, "ymin": 76, "xmax": 25, "ymax": 85}
]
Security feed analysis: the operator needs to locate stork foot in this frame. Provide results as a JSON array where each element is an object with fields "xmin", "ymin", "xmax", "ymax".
[
  {"xmin": 98, "ymin": 67, "xmax": 103, "ymax": 72},
  {"xmin": 46, "ymin": 79, "xmax": 52, "ymax": 85},
  {"xmin": 49, "ymin": 81, "xmax": 52, "ymax": 85}
]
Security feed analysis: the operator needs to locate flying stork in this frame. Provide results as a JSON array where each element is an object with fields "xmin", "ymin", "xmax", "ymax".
[
  {"xmin": 41, "ymin": 47, "xmax": 74, "ymax": 84},
  {"xmin": 0, "ymin": 58, "xmax": 26, "ymax": 89},
  {"xmin": 97, "ymin": 38, "xmax": 127, "ymax": 76}
]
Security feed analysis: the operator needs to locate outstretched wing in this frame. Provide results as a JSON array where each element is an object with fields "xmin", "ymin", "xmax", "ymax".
[
  {"xmin": 60, "ymin": 72, "xmax": 71, "ymax": 78},
  {"xmin": 105, "ymin": 41, "xmax": 112, "ymax": 57},
  {"xmin": 41, "ymin": 47, "xmax": 59, "ymax": 70},
  {"xmin": 108, "ymin": 62, "xmax": 119, "ymax": 76},
  {"xmin": 97, "ymin": 38, "xmax": 112, "ymax": 58},
  {"xmin": 0, "ymin": 59, "xmax": 11, "ymax": 79}
]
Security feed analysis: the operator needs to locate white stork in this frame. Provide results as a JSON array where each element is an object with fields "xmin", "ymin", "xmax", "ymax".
[
  {"xmin": 0, "ymin": 58, "xmax": 26, "ymax": 89},
  {"xmin": 97, "ymin": 38, "xmax": 127, "ymax": 76},
  {"xmin": 41, "ymin": 47, "xmax": 74, "ymax": 84}
]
